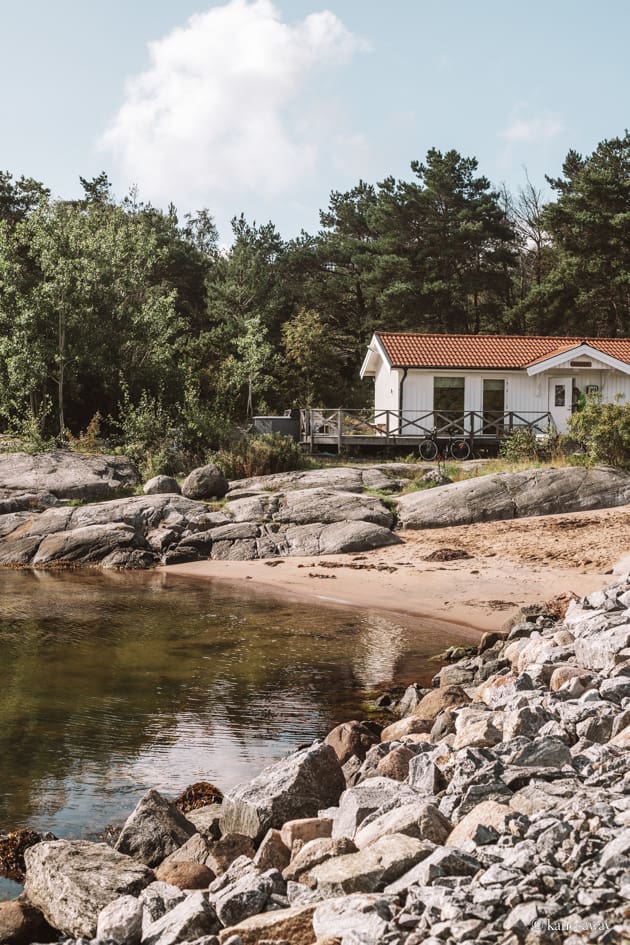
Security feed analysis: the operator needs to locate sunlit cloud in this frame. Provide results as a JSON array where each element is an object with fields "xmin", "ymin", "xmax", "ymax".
[{"xmin": 100, "ymin": 0, "xmax": 369, "ymax": 211}]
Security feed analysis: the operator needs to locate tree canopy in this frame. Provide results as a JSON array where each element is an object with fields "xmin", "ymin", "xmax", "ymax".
[{"xmin": 0, "ymin": 133, "xmax": 627, "ymax": 468}]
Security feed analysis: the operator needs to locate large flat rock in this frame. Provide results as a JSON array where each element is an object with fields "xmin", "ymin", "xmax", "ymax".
[
  {"xmin": 23, "ymin": 840, "xmax": 153, "ymax": 938},
  {"xmin": 220, "ymin": 742, "xmax": 345, "ymax": 843},
  {"xmin": 397, "ymin": 465, "xmax": 630, "ymax": 529},
  {"xmin": 0, "ymin": 451, "xmax": 139, "ymax": 500}
]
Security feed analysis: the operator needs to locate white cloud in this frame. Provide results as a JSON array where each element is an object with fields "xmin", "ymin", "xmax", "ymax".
[
  {"xmin": 100, "ymin": 0, "xmax": 368, "ymax": 209},
  {"xmin": 499, "ymin": 111, "xmax": 565, "ymax": 145}
]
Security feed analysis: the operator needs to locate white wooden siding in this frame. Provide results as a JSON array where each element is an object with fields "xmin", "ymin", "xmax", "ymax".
[
  {"xmin": 374, "ymin": 360, "xmax": 399, "ymax": 413},
  {"xmin": 373, "ymin": 363, "xmax": 630, "ymax": 434}
]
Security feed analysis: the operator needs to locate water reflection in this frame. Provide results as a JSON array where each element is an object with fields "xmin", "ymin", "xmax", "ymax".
[{"xmin": 1, "ymin": 569, "xmax": 472, "ymax": 892}]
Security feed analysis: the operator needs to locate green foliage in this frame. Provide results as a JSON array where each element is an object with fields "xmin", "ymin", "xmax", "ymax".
[
  {"xmin": 209, "ymin": 433, "xmax": 308, "ymax": 480},
  {"xmin": 0, "ymin": 134, "xmax": 629, "ymax": 465},
  {"xmin": 115, "ymin": 389, "xmax": 186, "ymax": 479},
  {"xmin": 498, "ymin": 427, "xmax": 563, "ymax": 463},
  {"xmin": 568, "ymin": 396, "xmax": 630, "ymax": 467},
  {"xmin": 3, "ymin": 397, "xmax": 56, "ymax": 454}
]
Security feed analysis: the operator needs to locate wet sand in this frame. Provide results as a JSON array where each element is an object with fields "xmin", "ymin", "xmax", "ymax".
[{"xmin": 164, "ymin": 506, "xmax": 630, "ymax": 632}]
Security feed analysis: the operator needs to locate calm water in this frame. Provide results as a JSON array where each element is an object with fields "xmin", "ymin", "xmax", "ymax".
[{"xmin": 0, "ymin": 569, "xmax": 470, "ymax": 899}]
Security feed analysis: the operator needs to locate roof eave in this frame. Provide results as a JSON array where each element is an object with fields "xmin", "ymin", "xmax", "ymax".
[{"xmin": 527, "ymin": 342, "xmax": 630, "ymax": 376}]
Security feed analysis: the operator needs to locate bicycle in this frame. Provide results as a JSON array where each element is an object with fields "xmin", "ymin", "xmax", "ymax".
[{"xmin": 418, "ymin": 431, "xmax": 471, "ymax": 462}]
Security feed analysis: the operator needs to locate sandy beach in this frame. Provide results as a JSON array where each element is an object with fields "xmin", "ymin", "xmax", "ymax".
[{"xmin": 164, "ymin": 505, "xmax": 630, "ymax": 633}]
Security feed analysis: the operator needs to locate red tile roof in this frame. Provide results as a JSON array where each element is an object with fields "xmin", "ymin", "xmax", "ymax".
[{"xmin": 375, "ymin": 332, "xmax": 630, "ymax": 369}]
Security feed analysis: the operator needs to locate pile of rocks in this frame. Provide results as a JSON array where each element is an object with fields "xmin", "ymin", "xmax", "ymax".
[
  {"xmin": 0, "ymin": 464, "xmax": 404, "ymax": 569},
  {"xmin": 3, "ymin": 575, "xmax": 628, "ymax": 944}
]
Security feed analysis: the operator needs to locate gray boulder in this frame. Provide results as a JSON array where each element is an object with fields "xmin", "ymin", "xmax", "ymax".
[
  {"xmin": 354, "ymin": 803, "xmax": 449, "ymax": 849},
  {"xmin": 141, "ymin": 890, "xmax": 220, "ymax": 945},
  {"xmin": 213, "ymin": 869, "xmax": 274, "ymax": 927},
  {"xmin": 397, "ymin": 466, "xmax": 630, "ymax": 529},
  {"xmin": 139, "ymin": 882, "xmax": 186, "ymax": 935},
  {"xmin": 332, "ymin": 778, "xmax": 420, "ymax": 840},
  {"xmin": 181, "ymin": 464, "xmax": 228, "ymax": 500},
  {"xmin": 312, "ymin": 894, "xmax": 393, "ymax": 945},
  {"xmin": 96, "ymin": 894, "xmax": 143, "ymax": 945},
  {"xmin": 23, "ymin": 839, "xmax": 154, "ymax": 938},
  {"xmin": 114, "ymin": 789, "xmax": 196, "ymax": 867},
  {"xmin": 220, "ymin": 742, "xmax": 345, "ymax": 843},
  {"xmin": 144, "ymin": 476, "xmax": 181, "ymax": 495},
  {"xmin": 0, "ymin": 494, "xmax": 213, "ymax": 569},
  {"xmin": 32, "ymin": 522, "xmax": 139, "ymax": 566},
  {"xmin": 285, "ymin": 520, "xmax": 400, "ymax": 556},
  {"xmin": 385, "ymin": 846, "xmax": 481, "ymax": 892},
  {"xmin": 0, "ymin": 450, "xmax": 139, "ymax": 500},
  {"xmin": 273, "ymin": 488, "xmax": 394, "ymax": 528},
  {"xmin": 308, "ymin": 833, "xmax": 432, "ymax": 896}
]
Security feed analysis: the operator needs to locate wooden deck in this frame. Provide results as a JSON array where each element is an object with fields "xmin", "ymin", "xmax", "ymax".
[{"xmin": 300, "ymin": 408, "xmax": 555, "ymax": 453}]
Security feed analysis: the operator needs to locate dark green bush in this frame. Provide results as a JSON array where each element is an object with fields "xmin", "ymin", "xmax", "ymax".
[
  {"xmin": 499, "ymin": 427, "xmax": 560, "ymax": 462},
  {"xmin": 209, "ymin": 433, "xmax": 308, "ymax": 480},
  {"xmin": 568, "ymin": 396, "xmax": 630, "ymax": 467}
]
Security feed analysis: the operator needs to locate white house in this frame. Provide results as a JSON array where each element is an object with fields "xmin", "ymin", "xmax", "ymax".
[{"xmin": 360, "ymin": 332, "xmax": 630, "ymax": 436}]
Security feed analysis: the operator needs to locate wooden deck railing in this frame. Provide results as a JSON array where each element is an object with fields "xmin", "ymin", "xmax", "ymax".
[{"xmin": 300, "ymin": 408, "xmax": 555, "ymax": 445}]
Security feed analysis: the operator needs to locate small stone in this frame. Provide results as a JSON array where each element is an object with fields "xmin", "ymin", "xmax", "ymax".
[
  {"xmin": 332, "ymin": 778, "xmax": 419, "ymax": 840},
  {"xmin": 217, "ymin": 903, "xmax": 316, "ymax": 945},
  {"xmin": 154, "ymin": 860, "xmax": 214, "ymax": 889},
  {"xmin": 407, "ymin": 754, "xmax": 445, "ymax": 794},
  {"xmin": 354, "ymin": 802, "xmax": 449, "ymax": 849},
  {"xmin": 143, "ymin": 475, "xmax": 181, "ymax": 495},
  {"xmin": 280, "ymin": 818, "xmax": 332, "ymax": 850},
  {"xmin": 386, "ymin": 846, "xmax": 481, "ymax": 892},
  {"xmin": 283, "ymin": 836, "xmax": 357, "ymax": 884},
  {"xmin": 446, "ymin": 801, "xmax": 514, "ymax": 847},
  {"xmin": 181, "ymin": 464, "xmax": 228, "ymax": 500},
  {"xmin": 376, "ymin": 745, "xmax": 416, "ymax": 781},
  {"xmin": 412, "ymin": 686, "xmax": 470, "ymax": 723},
  {"xmin": 253, "ymin": 829, "xmax": 291, "ymax": 872},
  {"xmin": 510, "ymin": 737, "xmax": 573, "ymax": 768},
  {"xmin": 96, "ymin": 895, "xmax": 144, "ymax": 945},
  {"xmin": 313, "ymin": 894, "xmax": 392, "ymax": 944},
  {"xmin": 380, "ymin": 717, "xmax": 432, "ymax": 741},
  {"xmin": 325, "ymin": 721, "xmax": 381, "ymax": 764},
  {"xmin": 549, "ymin": 665, "xmax": 587, "ymax": 691},
  {"xmin": 213, "ymin": 870, "xmax": 274, "ymax": 927}
]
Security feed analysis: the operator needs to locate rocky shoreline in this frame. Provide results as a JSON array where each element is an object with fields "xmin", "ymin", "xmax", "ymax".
[
  {"xmin": 2, "ymin": 574, "xmax": 629, "ymax": 945},
  {"xmin": 0, "ymin": 453, "xmax": 629, "ymax": 570}
]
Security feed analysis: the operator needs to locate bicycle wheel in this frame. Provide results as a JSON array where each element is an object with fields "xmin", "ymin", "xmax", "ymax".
[
  {"xmin": 419, "ymin": 438, "xmax": 439, "ymax": 461},
  {"xmin": 450, "ymin": 438, "xmax": 471, "ymax": 461}
]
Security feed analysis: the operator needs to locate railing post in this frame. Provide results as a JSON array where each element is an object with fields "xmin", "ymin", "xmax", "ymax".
[
  {"xmin": 309, "ymin": 408, "xmax": 314, "ymax": 453},
  {"xmin": 337, "ymin": 408, "xmax": 342, "ymax": 455}
]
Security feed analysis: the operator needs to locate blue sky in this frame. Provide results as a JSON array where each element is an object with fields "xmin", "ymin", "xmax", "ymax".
[{"xmin": 2, "ymin": 1, "xmax": 629, "ymax": 240}]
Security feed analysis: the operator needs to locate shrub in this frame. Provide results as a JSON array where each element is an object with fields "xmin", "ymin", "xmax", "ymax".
[
  {"xmin": 568, "ymin": 395, "xmax": 630, "ymax": 467},
  {"xmin": 209, "ymin": 433, "xmax": 308, "ymax": 480},
  {"xmin": 66, "ymin": 413, "xmax": 105, "ymax": 454},
  {"xmin": 115, "ymin": 389, "xmax": 187, "ymax": 479},
  {"xmin": 3, "ymin": 399, "xmax": 56, "ymax": 454}
]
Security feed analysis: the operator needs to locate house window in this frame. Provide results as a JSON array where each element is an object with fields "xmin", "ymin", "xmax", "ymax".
[
  {"xmin": 554, "ymin": 384, "xmax": 566, "ymax": 407},
  {"xmin": 483, "ymin": 379, "xmax": 505, "ymax": 414},
  {"xmin": 482, "ymin": 379, "xmax": 505, "ymax": 434},
  {"xmin": 434, "ymin": 377, "xmax": 465, "ymax": 414}
]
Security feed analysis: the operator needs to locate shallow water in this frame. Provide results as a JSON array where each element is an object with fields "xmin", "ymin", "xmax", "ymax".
[{"xmin": 0, "ymin": 569, "xmax": 464, "ymax": 898}]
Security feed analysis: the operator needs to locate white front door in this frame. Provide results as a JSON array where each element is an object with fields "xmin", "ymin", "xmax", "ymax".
[{"xmin": 549, "ymin": 376, "xmax": 572, "ymax": 432}]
